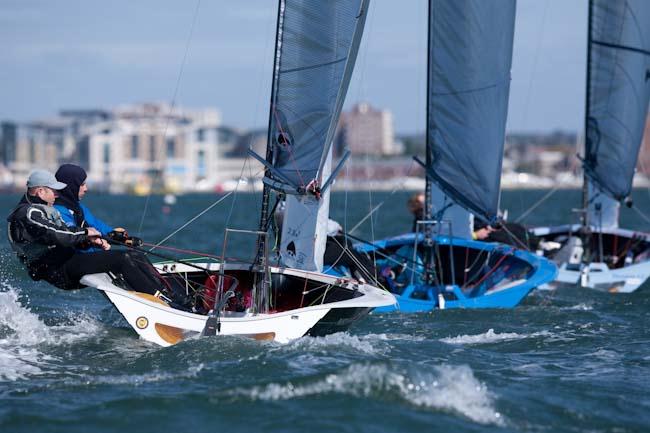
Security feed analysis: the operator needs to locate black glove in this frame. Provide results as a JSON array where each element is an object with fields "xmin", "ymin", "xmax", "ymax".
[
  {"xmin": 107, "ymin": 228, "xmax": 142, "ymax": 247},
  {"xmin": 125, "ymin": 237, "xmax": 143, "ymax": 247},
  {"xmin": 107, "ymin": 228, "xmax": 129, "ymax": 242}
]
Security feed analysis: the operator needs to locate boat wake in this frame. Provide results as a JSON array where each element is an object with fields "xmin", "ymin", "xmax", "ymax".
[
  {"xmin": 440, "ymin": 328, "xmax": 551, "ymax": 345},
  {"xmin": 226, "ymin": 363, "xmax": 503, "ymax": 425},
  {"xmin": 0, "ymin": 283, "xmax": 102, "ymax": 382}
]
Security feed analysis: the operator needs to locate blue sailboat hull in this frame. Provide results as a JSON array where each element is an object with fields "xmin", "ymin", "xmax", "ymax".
[{"xmin": 326, "ymin": 233, "xmax": 557, "ymax": 311}]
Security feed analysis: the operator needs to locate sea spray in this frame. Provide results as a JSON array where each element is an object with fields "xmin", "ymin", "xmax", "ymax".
[
  {"xmin": 0, "ymin": 284, "xmax": 104, "ymax": 381},
  {"xmin": 0, "ymin": 285, "xmax": 51, "ymax": 380}
]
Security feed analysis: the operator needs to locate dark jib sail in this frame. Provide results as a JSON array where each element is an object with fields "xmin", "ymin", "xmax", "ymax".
[
  {"xmin": 262, "ymin": 0, "xmax": 369, "ymax": 191},
  {"xmin": 424, "ymin": 0, "xmax": 516, "ymax": 223},
  {"xmin": 584, "ymin": 0, "xmax": 650, "ymax": 201}
]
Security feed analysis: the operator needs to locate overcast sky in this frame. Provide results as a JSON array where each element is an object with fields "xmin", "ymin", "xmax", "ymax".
[{"xmin": 1, "ymin": 0, "xmax": 587, "ymax": 134}]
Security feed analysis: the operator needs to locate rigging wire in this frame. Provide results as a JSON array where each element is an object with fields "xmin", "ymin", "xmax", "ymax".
[
  {"xmin": 631, "ymin": 204, "xmax": 650, "ymax": 226},
  {"xmin": 518, "ymin": 0, "xmax": 550, "ymax": 131},
  {"xmin": 224, "ymin": 0, "xmax": 278, "ymax": 233},
  {"xmin": 499, "ymin": 222, "xmax": 533, "ymax": 251},
  {"xmin": 137, "ymin": 0, "xmax": 202, "ymax": 235},
  {"xmin": 363, "ymin": 5, "xmax": 379, "ymax": 282},
  {"xmin": 141, "ymin": 0, "xmax": 276, "ymax": 254},
  {"xmin": 335, "ymin": 0, "xmax": 377, "ymax": 280},
  {"xmin": 136, "ymin": 0, "xmax": 277, "ymax": 263},
  {"xmin": 348, "ymin": 160, "xmax": 416, "ymax": 234},
  {"xmin": 325, "ymin": 235, "xmax": 383, "ymax": 288},
  {"xmin": 512, "ymin": 0, "xmax": 550, "ymax": 222},
  {"xmin": 514, "ymin": 184, "xmax": 561, "ymax": 223},
  {"xmin": 149, "ymin": 191, "xmax": 234, "ymax": 251}
]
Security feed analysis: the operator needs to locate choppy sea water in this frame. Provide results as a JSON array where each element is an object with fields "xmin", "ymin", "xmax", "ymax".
[{"xmin": 1, "ymin": 189, "xmax": 650, "ymax": 433}]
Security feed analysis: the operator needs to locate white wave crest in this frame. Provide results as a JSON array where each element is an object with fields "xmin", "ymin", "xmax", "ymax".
[
  {"xmin": 286, "ymin": 332, "xmax": 383, "ymax": 355},
  {"xmin": 440, "ymin": 329, "xmax": 524, "ymax": 345},
  {"xmin": 363, "ymin": 332, "xmax": 426, "ymax": 342},
  {"xmin": 230, "ymin": 363, "xmax": 503, "ymax": 425},
  {"xmin": 564, "ymin": 303, "xmax": 593, "ymax": 311},
  {"xmin": 440, "ymin": 328, "xmax": 552, "ymax": 345}
]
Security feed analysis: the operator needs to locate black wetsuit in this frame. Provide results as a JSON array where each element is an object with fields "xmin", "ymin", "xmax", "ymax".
[{"xmin": 7, "ymin": 194, "xmax": 163, "ymax": 294}]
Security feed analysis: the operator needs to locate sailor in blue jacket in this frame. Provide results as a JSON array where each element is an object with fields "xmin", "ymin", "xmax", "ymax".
[
  {"xmin": 7, "ymin": 169, "xmax": 163, "ymax": 295},
  {"xmin": 54, "ymin": 164, "xmax": 114, "ymax": 237}
]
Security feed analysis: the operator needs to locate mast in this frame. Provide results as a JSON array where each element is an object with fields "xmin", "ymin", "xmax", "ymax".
[
  {"xmin": 249, "ymin": 0, "xmax": 284, "ymax": 314},
  {"xmin": 581, "ymin": 0, "xmax": 593, "ymax": 260},
  {"xmin": 423, "ymin": 0, "xmax": 435, "ymax": 284},
  {"xmin": 582, "ymin": 0, "xmax": 593, "ymax": 227},
  {"xmin": 256, "ymin": 0, "xmax": 284, "ymax": 266}
]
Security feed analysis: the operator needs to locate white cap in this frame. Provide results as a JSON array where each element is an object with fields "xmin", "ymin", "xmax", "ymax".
[{"xmin": 26, "ymin": 169, "xmax": 67, "ymax": 190}]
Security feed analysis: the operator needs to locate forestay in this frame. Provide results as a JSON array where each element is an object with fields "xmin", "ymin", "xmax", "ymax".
[
  {"xmin": 584, "ymin": 0, "xmax": 650, "ymax": 201},
  {"xmin": 424, "ymin": 0, "xmax": 516, "ymax": 223}
]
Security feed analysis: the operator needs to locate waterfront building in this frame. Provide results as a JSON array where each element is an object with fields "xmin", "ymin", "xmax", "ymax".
[
  {"xmin": 0, "ymin": 117, "xmax": 82, "ymax": 188},
  {"xmin": 337, "ymin": 103, "xmax": 400, "ymax": 156},
  {"xmin": 0, "ymin": 103, "xmax": 256, "ymax": 193},
  {"xmin": 78, "ymin": 103, "xmax": 229, "ymax": 193}
]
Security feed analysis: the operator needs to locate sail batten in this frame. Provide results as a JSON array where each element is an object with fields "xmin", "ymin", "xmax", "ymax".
[
  {"xmin": 426, "ymin": 0, "xmax": 516, "ymax": 222},
  {"xmin": 265, "ymin": 0, "xmax": 369, "ymax": 189},
  {"xmin": 584, "ymin": 0, "xmax": 650, "ymax": 201}
]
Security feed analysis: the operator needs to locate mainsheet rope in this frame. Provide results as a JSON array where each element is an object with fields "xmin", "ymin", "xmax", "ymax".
[{"xmin": 150, "ymin": 191, "xmax": 233, "ymax": 251}]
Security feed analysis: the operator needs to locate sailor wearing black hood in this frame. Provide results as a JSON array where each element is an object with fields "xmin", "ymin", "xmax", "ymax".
[
  {"xmin": 7, "ymin": 169, "xmax": 178, "ymax": 299},
  {"xmin": 54, "ymin": 164, "xmax": 113, "ymax": 236}
]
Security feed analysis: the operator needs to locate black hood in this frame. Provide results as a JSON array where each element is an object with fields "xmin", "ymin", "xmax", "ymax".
[{"xmin": 54, "ymin": 164, "xmax": 87, "ymax": 226}]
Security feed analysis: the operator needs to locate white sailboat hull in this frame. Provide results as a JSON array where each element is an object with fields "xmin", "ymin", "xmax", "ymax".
[
  {"xmin": 533, "ymin": 225, "xmax": 650, "ymax": 293},
  {"xmin": 539, "ymin": 261, "xmax": 650, "ymax": 293},
  {"xmin": 81, "ymin": 262, "xmax": 395, "ymax": 347}
]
